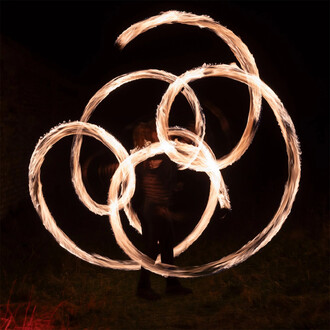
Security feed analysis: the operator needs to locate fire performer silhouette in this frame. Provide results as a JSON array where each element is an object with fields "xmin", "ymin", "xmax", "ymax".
[
  {"xmin": 133, "ymin": 120, "xmax": 192, "ymax": 300},
  {"xmin": 82, "ymin": 120, "xmax": 192, "ymax": 300}
]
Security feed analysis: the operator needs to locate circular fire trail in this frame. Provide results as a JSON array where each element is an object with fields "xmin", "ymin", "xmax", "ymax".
[{"xmin": 29, "ymin": 11, "xmax": 301, "ymax": 277}]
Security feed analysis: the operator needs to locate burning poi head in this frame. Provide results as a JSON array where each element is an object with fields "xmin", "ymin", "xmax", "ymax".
[{"xmin": 28, "ymin": 11, "xmax": 301, "ymax": 278}]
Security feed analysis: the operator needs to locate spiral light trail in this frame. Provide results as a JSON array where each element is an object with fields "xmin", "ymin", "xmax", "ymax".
[{"xmin": 29, "ymin": 11, "xmax": 301, "ymax": 277}]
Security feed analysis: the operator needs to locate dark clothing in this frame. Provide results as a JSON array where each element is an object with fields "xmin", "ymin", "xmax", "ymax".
[
  {"xmin": 141, "ymin": 200, "xmax": 174, "ymax": 263},
  {"xmin": 139, "ymin": 154, "xmax": 177, "ymax": 205},
  {"xmin": 136, "ymin": 155, "xmax": 177, "ymax": 289}
]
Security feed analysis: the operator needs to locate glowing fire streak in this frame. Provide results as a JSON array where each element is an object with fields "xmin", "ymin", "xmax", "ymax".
[
  {"xmin": 71, "ymin": 69, "xmax": 207, "ymax": 234},
  {"xmin": 28, "ymin": 11, "xmax": 301, "ymax": 277},
  {"xmin": 29, "ymin": 122, "xmax": 138, "ymax": 269},
  {"xmin": 108, "ymin": 64, "xmax": 301, "ymax": 277},
  {"xmin": 116, "ymin": 10, "xmax": 262, "ymax": 169},
  {"xmin": 29, "ymin": 121, "xmax": 226, "ymax": 270}
]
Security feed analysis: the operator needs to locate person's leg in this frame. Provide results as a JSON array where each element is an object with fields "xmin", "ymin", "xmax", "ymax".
[
  {"xmin": 158, "ymin": 209, "xmax": 192, "ymax": 295},
  {"xmin": 158, "ymin": 209, "xmax": 174, "ymax": 265},
  {"xmin": 137, "ymin": 221, "xmax": 158, "ymax": 290},
  {"xmin": 137, "ymin": 202, "xmax": 161, "ymax": 300}
]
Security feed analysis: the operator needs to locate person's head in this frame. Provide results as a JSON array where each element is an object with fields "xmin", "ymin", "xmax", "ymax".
[{"xmin": 133, "ymin": 119, "xmax": 158, "ymax": 148}]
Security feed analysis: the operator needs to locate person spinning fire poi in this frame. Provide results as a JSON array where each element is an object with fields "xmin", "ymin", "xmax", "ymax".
[
  {"xmin": 82, "ymin": 119, "xmax": 192, "ymax": 300},
  {"xmin": 132, "ymin": 120, "xmax": 192, "ymax": 300}
]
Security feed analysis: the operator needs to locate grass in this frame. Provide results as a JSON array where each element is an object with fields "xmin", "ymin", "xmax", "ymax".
[{"xmin": 1, "ymin": 206, "xmax": 329, "ymax": 329}]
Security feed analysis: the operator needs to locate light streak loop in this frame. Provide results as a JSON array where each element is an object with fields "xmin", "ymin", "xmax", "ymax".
[
  {"xmin": 71, "ymin": 69, "xmax": 206, "ymax": 233},
  {"xmin": 29, "ymin": 121, "xmax": 139, "ymax": 270},
  {"xmin": 116, "ymin": 10, "xmax": 263, "ymax": 169},
  {"xmin": 28, "ymin": 11, "xmax": 301, "ymax": 278},
  {"xmin": 108, "ymin": 64, "xmax": 301, "ymax": 277}
]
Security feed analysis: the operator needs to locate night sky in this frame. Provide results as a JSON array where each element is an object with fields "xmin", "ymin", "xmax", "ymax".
[
  {"xmin": 0, "ymin": 1, "xmax": 329, "ymax": 326},
  {"xmin": 2, "ymin": 2, "xmax": 328, "ymax": 218}
]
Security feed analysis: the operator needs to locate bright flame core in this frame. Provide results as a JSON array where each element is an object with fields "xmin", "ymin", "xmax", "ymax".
[{"xmin": 28, "ymin": 11, "xmax": 301, "ymax": 277}]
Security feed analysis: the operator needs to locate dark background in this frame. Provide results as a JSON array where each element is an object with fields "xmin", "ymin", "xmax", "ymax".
[{"xmin": 0, "ymin": 1, "xmax": 328, "ymax": 328}]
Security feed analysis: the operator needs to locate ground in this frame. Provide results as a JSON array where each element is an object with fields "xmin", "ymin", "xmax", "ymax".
[{"xmin": 1, "ymin": 202, "xmax": 328, "ymax": 329}]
